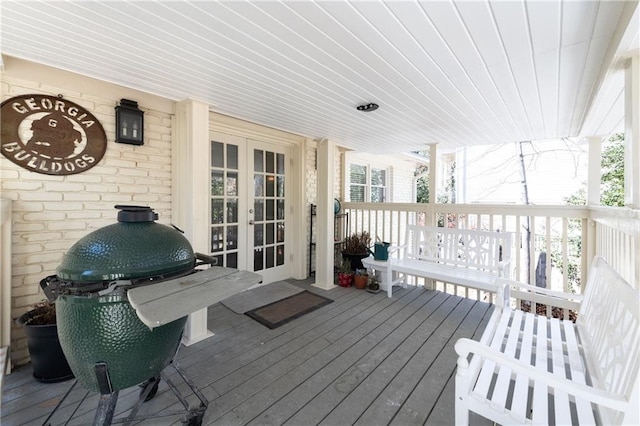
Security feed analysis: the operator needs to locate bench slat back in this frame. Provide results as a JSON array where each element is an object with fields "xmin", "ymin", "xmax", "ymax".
[
  {"xmin": 578, "ymin": 256, "xmax": 640, "ymax": 424},
  {"xmin": 404, "ymin": 225, "xmax": 511, "ymax": 274}
]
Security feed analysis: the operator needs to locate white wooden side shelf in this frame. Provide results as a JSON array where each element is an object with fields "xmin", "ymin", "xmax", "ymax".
[
  {"xmin": 363, "ymin": 225, "xmax": 512, "ymax": 299},
  {"xmin": 455, "ymin": 256, "xmax": 640, "ymax": 425}
]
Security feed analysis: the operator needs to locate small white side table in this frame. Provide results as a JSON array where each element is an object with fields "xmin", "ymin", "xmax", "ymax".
[{"xmin": 361, "ymin": 256, "xmax": 406, "ymax": 298}]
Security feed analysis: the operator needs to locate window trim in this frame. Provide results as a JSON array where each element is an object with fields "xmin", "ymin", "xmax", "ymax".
[{"xmin": 345, "ymin": 159, "xmax": 390, "ymax": 203}]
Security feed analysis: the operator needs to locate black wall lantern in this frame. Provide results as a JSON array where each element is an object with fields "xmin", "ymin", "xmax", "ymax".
[{"xmin": 115, "ymin": 99, "xmax": 144, "ymax": 145}]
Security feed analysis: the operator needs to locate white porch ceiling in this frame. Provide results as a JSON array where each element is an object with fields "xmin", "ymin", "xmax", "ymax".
[{"xmin": 1, "ymin": 1, "xmax": 638, "ymax": 154}]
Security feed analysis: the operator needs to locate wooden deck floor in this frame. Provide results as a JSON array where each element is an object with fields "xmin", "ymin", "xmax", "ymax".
[{"xmin": 2, "ymin": 280, "xmax": 494, "ymax": 425}]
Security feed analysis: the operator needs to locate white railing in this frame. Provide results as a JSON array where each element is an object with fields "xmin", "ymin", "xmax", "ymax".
[
  {"xmin": 590, "ymin": 206, "xmax": 640, "ymax": 289},
  {"xmin": 342, "ymin": 202, "xmax": 638, "ymax": 298},
  {"xmin": 1, "ymin": 198, "xmax": 12, "ymax": 375}
]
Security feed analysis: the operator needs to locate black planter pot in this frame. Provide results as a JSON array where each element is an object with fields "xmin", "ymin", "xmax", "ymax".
[
  {"xmin": 342, "ymin": 252, "xmax": 370, "ymax": 271},
  {"xmin": 17, "ymin": 313, "xmax": 74, "ymax": 383}
]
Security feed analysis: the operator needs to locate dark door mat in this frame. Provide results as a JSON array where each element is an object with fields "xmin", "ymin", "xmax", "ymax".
[{"xmin": 245, "ymin": 290, "xmax": 333, "ymax": 329}]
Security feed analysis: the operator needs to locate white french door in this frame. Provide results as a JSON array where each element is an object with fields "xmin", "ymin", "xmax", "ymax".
[
  {"xmin": 247, "ymin": 140, "xmax": 290, "ymax": 283},
  {"xmin": 209, "ymin": 132, "xmax": 291, "ymax": 283}
]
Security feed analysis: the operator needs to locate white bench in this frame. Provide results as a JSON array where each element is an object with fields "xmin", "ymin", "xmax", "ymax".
[
  {"xmin": 363, "ymin": 225, "xmax": 512, "ymax": 299},
  {"xmin": 454, "ymin": 256, "xmax": 640, "ymax": 425}
]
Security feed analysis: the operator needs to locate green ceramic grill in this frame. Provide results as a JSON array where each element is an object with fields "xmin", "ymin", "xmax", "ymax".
[{"xmin": 50, "ymin": 206, "xmax": 195, "ymax": 394}]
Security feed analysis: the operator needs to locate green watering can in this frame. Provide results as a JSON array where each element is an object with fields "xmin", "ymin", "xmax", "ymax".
[{"xmin": 373, "ymin": 242, "xmax": 390, "ymax": 261}]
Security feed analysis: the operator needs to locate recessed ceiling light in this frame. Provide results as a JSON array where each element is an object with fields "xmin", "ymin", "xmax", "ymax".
[{"xmin": 356, "ymin": 103, "xmax": 379, "ymax": 112}]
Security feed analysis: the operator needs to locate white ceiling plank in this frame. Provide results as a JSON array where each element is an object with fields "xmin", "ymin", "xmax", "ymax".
[{"xmin": 0, "ymin": 0, "xmax": 633, "ymax": 153}]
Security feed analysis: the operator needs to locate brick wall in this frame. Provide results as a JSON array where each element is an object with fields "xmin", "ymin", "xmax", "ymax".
[{"xmin": 1, "ymin": 68, "xmax": 174, "ymax": 366}]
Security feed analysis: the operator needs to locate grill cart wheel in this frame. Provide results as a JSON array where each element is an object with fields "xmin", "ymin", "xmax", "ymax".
[{"xmin": 139, "ymin": 376, "xmax": 160, "ymax": 402}]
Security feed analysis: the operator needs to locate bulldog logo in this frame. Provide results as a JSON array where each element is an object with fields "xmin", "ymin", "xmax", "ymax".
[{"xmin": 1, "ymin": 94, "xmax": 107, "ymax": 175}]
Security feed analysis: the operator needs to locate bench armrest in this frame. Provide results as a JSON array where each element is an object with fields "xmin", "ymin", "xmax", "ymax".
[
  {"xmin": 387, "ymin": 244, "xmax": 408, "ymax": 256},
  {"xmin": 454, "ymin": 338, "xmax": 628, "ymax": 412},
  {"xmin": 497, "ymin": 258, "xmax": 512, "ymax": 278},
  {"xmin": 496, "ymin": 278, "xmax": 583, "ymax": 312}
]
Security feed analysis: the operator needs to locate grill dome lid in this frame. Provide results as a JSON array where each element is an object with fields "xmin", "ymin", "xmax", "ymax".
[{"xmin": 56, "ymin": 206, "xmax": 195, "ymax": 282}]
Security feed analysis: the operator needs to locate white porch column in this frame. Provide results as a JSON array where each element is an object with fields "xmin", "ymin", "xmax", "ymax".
[
  {"xmin": 625, "ymin": 54, "xmax": 639, "ymax": 208},
  {"xmin": 1, "ymin": 198, "xmax": 12, "ymax": 373},
  {"xmin": 428, "ymin": 143, "xmax": 438, "ymax": 205},
  {"xmin": 586, "ymin": 137, "xmax": 602, "ymax": 206},
  {"xmin": 173, "ymin": 99, "xmax": 213, "ymax": 346},
  {"xmin": 313, "ymin": 138, "xmax": 337, "ymax": 291}
]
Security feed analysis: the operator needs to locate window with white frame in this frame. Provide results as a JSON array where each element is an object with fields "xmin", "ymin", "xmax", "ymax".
[{"xmin": 348, "ymin": 163, "xmax": 388, "ymax": 202}]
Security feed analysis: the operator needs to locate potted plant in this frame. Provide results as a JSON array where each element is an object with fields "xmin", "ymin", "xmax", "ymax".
[
  {"xmin": 337, "ymin": 259, "xmax": 354, "ymax": 287},
  {"xmin": 367, "ymin": 273, "xmax": 381, "ymax": 294},
  {"xmin": 16, "ymin": 300, "xmax": 74, "ymax": 383},
  {"xmin": 342, "ymin": 231, "xmax": 372, "ymax": 271},
  {"xmin": 353, "ymin": 269, "xmax": 369, "ymax": 289}
]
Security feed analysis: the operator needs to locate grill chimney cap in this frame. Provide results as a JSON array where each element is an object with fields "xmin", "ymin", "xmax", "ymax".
[{"xmin": 115, "ymin": 205, "xmax": 158, "ymax": 222}]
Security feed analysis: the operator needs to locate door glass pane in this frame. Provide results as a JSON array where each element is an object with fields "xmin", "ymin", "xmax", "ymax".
[
  {"xmin": 266, "ymin": 151, "xmax": 274, "ymax": 173},
  {"xmin": 227, "ymin": 225, "xmax": 238, "ymax": 250},
  {"xmin": 266, "ymin": 199, "xmax": 274, "ymax": 220},
  {"xmin": 266, "ymin": 222, "xmax": 274, "ymax": 245},
  {"xmin": 211, "ymin": 170, "xmax": 224, "ymax": 196},
  {"xmin": 226, "ymin": 252, "xmax": 237, "ymax": 268},
  {"xmin": 277, "ymin": 222, "xmax": 284, "ymax": 242},
  {"xmin": 277, "ymin": 176, "xmax": 284, "ymax": 197},
  {"xmin": 277, "ymin": 200, "xmax": 284, "ymax": 220},
  {"xmin": 254, "ymin": 174, "xmax": 264, "ymax": 197},
  {"xmin": 266, "ymin": 246, "xmax": 274, "ymax": 268},
  {"xmin": 266, "ymin": 175, "xmax": 275, "ymax": 197},
  {"xmin": 254, "ymin": 249, "xmax": 263, "ymax": 271},
  {"xmin": 211, "ymin": 226, "xmax": 223, "ymax": 252},
  {"xmin": 277, "ymin": 153, "xmax": 284, "ymax": 174},
  {"xmin": 211, "ymin": 141, "xmax": 223, "ymax": 168},
  {"xmin": 211, "ymin": 199, "xmax": 223, "ymax": 224},
  {"xmin": 254, "ymin": 150, "xmax": 263, "ymax": 172},
  {"xmin": 227, "ymin": 199, "xmax": 238, "ymax": 223},
  {"xmin": 227, "ymin": 144, "xmax": 238, "ymax": 170},
  {"xmin": 276, "ymin": 244, "xmax": 284, "ymax": 266},
  {"xmin": 254, "ymin": 224, "xmax": 263, "ymax": 247},
  {"xmin": 254, "ymin": 199, "xmax": 264, "ymax": 221},
  {"xmin": 227, "ymin": 172, "xmax": 238, "ymax": 196}
]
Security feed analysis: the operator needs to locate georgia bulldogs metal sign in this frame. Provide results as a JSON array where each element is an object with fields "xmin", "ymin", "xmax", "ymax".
[{"xmin": 1, "ymin": 94, "xmax": 107, "ymax": 175}]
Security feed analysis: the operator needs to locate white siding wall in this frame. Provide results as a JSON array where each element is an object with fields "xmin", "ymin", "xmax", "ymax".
[{"xmin": 1, "ymin": 59, "xmax": 174, "ymax": 366}]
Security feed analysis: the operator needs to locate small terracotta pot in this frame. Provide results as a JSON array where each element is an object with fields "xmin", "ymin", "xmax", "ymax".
[{"xmin": 354, "ymin": 275, "xmax": 368, "ymax": 289}]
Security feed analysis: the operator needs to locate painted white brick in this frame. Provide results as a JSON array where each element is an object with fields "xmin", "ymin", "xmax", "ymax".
[
  {"xmin": 66, "ymin": 211, "xmax": 103, "ymax": 220},
  {"xmin": 23, "ymin": 211, "xmax": 66, "ymax": 222},
  {"xmin": 48, "ymin": 221, "xmax": 87, "ymax": 231},
  {"xmin": 118, "ymin": 168, "xmax": 149, "ymax": 177},
  {"xmin": 104, "ymin": 158, "xmax": 137, "ymax": 168},
  {"xmin": 0, "ymin": 169, "xmax": 20, "ymax": 179},
  {"xmin": 24, "ymin": 232, "xmax": 63, "ymax": 242},
  {"xmin": 101, "ymin": 194, "xmax": 134, "ymax": 202},
  {"xmin": 44, "ymin": 182, "xmax": 85, "ymax": 192},
  {"xmin": 44, "ymin": 202, "xmax": 85, "ymax": 211},
  {"xmin": 63, "ymin": 192, "xmax": 101, "ymax": 201},
  {"xmin": 66, "ymin": 174, "xmax": 103, "ymax": 183},
  {"xmin": 19, "ymin": 192, "xmax": 63, "ymax": 202},
  {"xmin": 12, "ymin": 264, "xmax": 43, "ymax": 276},
  {"xmin": 12, "ymin": 243, "xmax": 44, "ymax": 254},
  {"xmin": 2, "ymin": 181, "xmax": 43, "ymax": 191},
  {"xmin": 24, "ymin": 251, "xmax": 64, "ymax": 265},
  {"xmin": 13, "ymin": 223, "xmax": 46, "ymax": 232}
]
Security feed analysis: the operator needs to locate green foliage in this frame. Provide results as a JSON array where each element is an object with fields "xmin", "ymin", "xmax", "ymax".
[
  {"xmin": 600, "ymin": 133, "xmax": 625, "ymax": 207},
  {"xmin": 415, "ymin": 164, "xmax": 429, "ymax": 203},
  {"xmin": 557, "ymin": 132, "xmax": 625, "ymax": 292}
]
